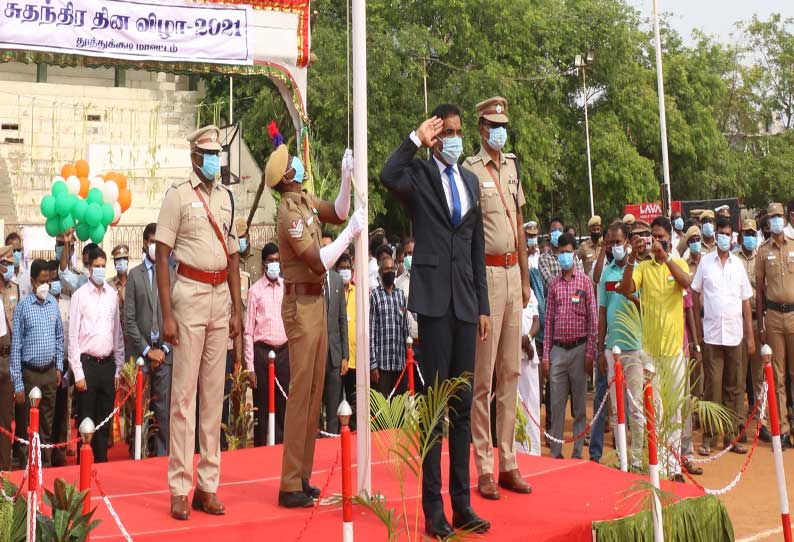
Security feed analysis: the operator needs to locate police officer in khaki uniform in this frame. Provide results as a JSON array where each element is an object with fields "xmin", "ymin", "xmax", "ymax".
[
  {"xmin": 156, "ymin": 125, "xmax": 242, "ymax": 520},
  {"xmin": 699, "ymin": 210, "xmax": 717, "ymax": 254},
  {"xmin": 577, "ymin": 215, "xmax": 602, "ymax": 277},
  {"xmin": 756, "ymin": 202, "xmax": 794, "ymax": 448},
  {"xmin": 262, "ymin": 129, "xmax": 364, "ymax": 508},
  {"xmin": 0, "ymin": 246, "xmax": 19, "ymax": 470},
  {"xmin": 463, "ymin": 97, "xmax": 532, "ymax": 499}
]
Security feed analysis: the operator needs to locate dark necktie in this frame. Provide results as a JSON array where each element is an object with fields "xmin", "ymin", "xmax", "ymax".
[{"xmin": 445, "ymin": 165, "xmax": 462, "ymax": 228}]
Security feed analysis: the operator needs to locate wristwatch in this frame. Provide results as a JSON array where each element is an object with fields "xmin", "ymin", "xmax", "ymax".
[{"xmin": 691, "ymin": 343, "xmax": 701, "ymax": 353}]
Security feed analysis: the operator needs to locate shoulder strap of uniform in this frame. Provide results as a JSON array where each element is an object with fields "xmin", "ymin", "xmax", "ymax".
[{"xmin": 220, "ymin": 184, "xmax": 236, "ymax": 228}]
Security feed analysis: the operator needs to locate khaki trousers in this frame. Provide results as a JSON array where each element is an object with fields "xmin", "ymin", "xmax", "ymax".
[
  {"xmin": 739, "ymin": 320, "xmax": 764, "ymax": 421},
  {"xmin": 168, "ymin": 278, "xmax": 230, "ymax": 497},
  {"xmin": 472, "ymin": 265, "xmax": 523, "ymax": 475},
  {"xmin": 766, "ymin": 310, "xmax": 794, "ymax": 435},
  {"xmin": 280, "ymin": 293, "xmax": 327, "ymax": 493},
  {"xmin": 703, "ymin": 343, "xmax": 742, "ymax": 440}
]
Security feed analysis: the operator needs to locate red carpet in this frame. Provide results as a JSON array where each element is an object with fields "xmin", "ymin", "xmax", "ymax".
[{"xmin": 11, "ymin": 436, "xmax": 703, "ymax": 542}]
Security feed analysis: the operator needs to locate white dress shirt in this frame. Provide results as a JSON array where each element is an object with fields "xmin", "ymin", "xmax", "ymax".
[
  {"xmin": 409, "ymin": 131, "xmax": 471, "ymax": 218},
  {"xmin": 691, "ymin": 251, "xmax": 752, "ymax": 347},
  {"xmin": 527, "ymin": 251, "xmax": 540, "ymax": 270},
  {"xmin": 785, "ymin": 223, "xmax": 794, "ymax": 240}
]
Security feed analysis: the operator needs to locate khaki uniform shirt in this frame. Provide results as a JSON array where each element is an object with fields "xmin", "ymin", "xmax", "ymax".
[
  {"xmin": 155, "ymin": 172, "xmax": 240, "ymax": 270},
  {"xmin": 577, "ymin": 239, "xmax": 601, "ymax": 277},
  {"xmin": 686, "ymin": 254, "xmax": 701, "ymax": 278},
  {"xmin": 701, "ymin": 240, "xmax": 717, "ymax": 255},
  {"xmin": 756, "ymin": 236, "xmax": 794, "ymax": 306},
  {"xmin": 108, "ymin": 275, "xmax": 127, "ymax": 323},
  {"xmin": 736, "ymin": 249, "xmax": 757, "ymax": 311},
  {"xmin": 278, "ymin": 191, "xmax": 324, "ymax": 285},
  {"xmin": 463, "ymin": 147, "xmax": 524, "ymax": 256}
]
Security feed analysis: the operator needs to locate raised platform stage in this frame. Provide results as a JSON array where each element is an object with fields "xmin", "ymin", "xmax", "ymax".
[{"xmin": 14, "ymin": 435, "xmax": 707, "ymax": 542}]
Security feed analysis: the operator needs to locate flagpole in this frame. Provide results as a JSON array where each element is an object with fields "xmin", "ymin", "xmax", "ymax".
[
  {"xmin": 352, "ymin": 0, "xmax": 371, "ymax": 496},
  {"xmin": 652, "ymin": 0, "xmax": 672, "ymax": 216}
]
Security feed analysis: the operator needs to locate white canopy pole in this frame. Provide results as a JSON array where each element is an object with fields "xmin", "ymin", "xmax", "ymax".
[
  {"xmin": 652, "ymin": 0, "xmax": 672, "ymax": 216},
  {"xmin": 352, "ymin": 0, "xmax": 371, "ymax": 496}
]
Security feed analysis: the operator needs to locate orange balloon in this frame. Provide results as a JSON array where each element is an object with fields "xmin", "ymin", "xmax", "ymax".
[
  {"xmin": 115, "ymin": 174, "xmax": 127, "ymax": 191},
  {"xmin": 61, "ymin": 164, "xmax": 76, "ymax": 179},
  {"xmin": 118, "ymin": 189, "xmax": 132, "ymax": 212},
  {"xmin": 79, "ymin": 176, "xmax": 90, "ymax": 198},
  {"xmin": 75, "ymin": 159, "xmax": 89, "ymax": 178}
]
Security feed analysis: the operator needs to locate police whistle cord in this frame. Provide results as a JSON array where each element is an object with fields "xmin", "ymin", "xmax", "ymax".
[
  {"xmin": 521, "ymin": 377, "xmax": 615, "ymax": 445},
  {"xmin": 668, "ymin": 384, "xmax": 768, "ymax": 495},
  {"xmin": 293, "ymin": 449, "xmax": 340, "ymax": 542},
  {"xmin": 92, "ymin": 468, "xmax": 134, "ymax": 542}
]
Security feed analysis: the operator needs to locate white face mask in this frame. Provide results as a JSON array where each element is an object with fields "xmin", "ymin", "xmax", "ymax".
[
  {"xmin": 147, "ymin": 243, "xmax": 156, "ymax": 262},
  {"xmin": 339, "ymin": 269, "xmax": 353, "ymax": 284},
  {"xmin": 35, "ymin": 282, "xmax": 49, "ymax": 301}
]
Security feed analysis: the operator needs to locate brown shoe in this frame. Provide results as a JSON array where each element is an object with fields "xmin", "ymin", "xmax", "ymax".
[
  {"xmin": 498, "ymin": 469, "xmax": 532, "ymax": 494},
  {"xmin": 191, "ymin": 488, "xmax": 226, "ymax": 515},
  {"xmin": 477, "ymin": 474, "xmax": 500, "ymax": 500},
  {"xmin": 170, "ymin": 495, "xmax": 190, "ymax": 520}
]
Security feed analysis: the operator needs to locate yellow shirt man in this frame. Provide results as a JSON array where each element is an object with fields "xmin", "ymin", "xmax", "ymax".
[{"xmin": 633, "ymin": 257, "xmax": 688, "ymax": 359}]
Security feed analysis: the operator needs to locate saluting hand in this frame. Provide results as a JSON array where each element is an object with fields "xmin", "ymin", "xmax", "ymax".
[
  {"xmin": 163, "ymin": 316, "xmax": 179, "ymax": 346},
  {"xmin": 416, "ymin": 117, "xmax": 443, "ymax": 148}
]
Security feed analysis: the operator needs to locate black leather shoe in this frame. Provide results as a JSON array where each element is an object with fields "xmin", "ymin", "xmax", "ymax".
[
  {"xmin": 759, "ymin": 426, "xmax": 772, "ymax": 443},
  {"xmin": 782, "ymin": 435, "xmax": 794, "ymax": 451},
  {"xmin": 278, "ymin": 490, "xmax": 314, "ymax": 508},
  {"xmin": 425, "ymin": 512, "xmax": 454, "ymax": 540},
  {"xmin": 302, "ymin": 478, "xmax": 320, "ymax": 499},
  {"xmin": 452, "ymin": 507, "xmax": 490, "ymax": 534}
]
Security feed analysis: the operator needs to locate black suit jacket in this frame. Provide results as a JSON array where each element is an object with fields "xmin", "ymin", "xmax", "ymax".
[
  {"xmin": 380, "ymin": 136, "xmax": 489, "ymax": 324},
  {"xmin": 124, "ymin": 261, "xmax": 174, "ymax": 363},
  {"xmin": 326, "ymin": 270, "xmax": 350, "ymax": 368}
]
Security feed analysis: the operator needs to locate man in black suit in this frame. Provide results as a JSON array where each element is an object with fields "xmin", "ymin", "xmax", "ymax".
[
  {"xmin": 381, "ymin": 104, "xmax": 491, "ymax": 538},
  {"xmin": 321, "ymin": 235, "xmax": 349, "ymax": 436}
]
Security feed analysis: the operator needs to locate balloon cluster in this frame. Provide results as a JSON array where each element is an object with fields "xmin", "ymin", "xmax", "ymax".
[{"xmin": 39, "ymin": 160, "xmax": 133, "ymax": 243}]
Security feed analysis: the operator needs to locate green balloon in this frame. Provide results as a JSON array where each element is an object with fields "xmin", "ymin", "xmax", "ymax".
[
  {"xmin": 73, "ymin": 198, "xmax": 88, "ymax": 222},
  {"xmin": 101, "ymin": 203, "xmax": 114, "ymax": 226},
  {"xmin": 51, "ymin": 180, "xmax": 68, "ymax": 198},
  {"xmin": 85, "ymin": 203, "xmax": 102, "ymax": 227},
  {"xmin": 44, "ymin": 217, "xmax": 60, "ymax": 237},
  {"xmin": 90, "ymin": 223, "xmax": 106, "ymax": 244},
  {"xmin": 54, "ymin": 194, "xmax": 72, "ymax": 217},
  {"xmin": 75, "ymin": 222, "xmax": 91, "ymax": 242},
  {"xmin": 87, "ymin": 188, "xmax": 103, "ymax": 206},
  {"xmin": 40, "ymin": 195, "xmax": 56, "ymax": 218},
  {"xmin": 60, "ymin": 214, "xmax": 75, "ymax": 233}
]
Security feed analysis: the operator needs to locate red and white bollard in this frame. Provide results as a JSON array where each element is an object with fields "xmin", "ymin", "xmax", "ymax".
[
  {"xmin": 134, "ymin": 357, "xmax": 144, "ymax": 460},
  {"xmin": 612, "ymin": 346, "xmax": 628, "ymax": 472},
  {"xmin": 26, "ymin": 386, "xmax": 41, "ymax": 542},
  {"xmin": 78, "ymin": 418, "xmax": 95, "ymax": 531},
  {"xmin": 643, "ymin": 377, "xmax": 663, "ymax": 542},
  {"xmin": 406, "ymin": 337, "xmax": 415, "ymax": 396},
  {"xmin": 268, "ymin": 350, "xmax": 276, "ymax": 446},
  {"xmin": 762, "ymin": 344, "xmax": 792, "ymax": 542},
  {"xmin": 338, "ymin": 399, "xmax": 354, "ymax": 542}
]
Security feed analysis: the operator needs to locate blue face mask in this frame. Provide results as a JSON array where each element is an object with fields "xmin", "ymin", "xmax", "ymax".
[
  {"xmin": 199, "ymin": 153, "xmax": 220, "ymax": 180},
  {"xmin": 403, "ymin": 255, "xmax": 412, "ymax": 272},
  {"xmin": 239, "ymin": 237, "xmax": 248, "ymax": 253},
  {"xmin": 612, "ymin": 244, "xmax": 627, "ymax": 262},
  {"xmin": 291, "ymin": 156, "xmax": 305, "ymax": 184},
  {"xmin": 550, "ymin": 229, "xmax": 563, "ymax": 247},
  {"xmin": 742, "ymin": 235, "xmax": 757, "ymax": 251},
  {"xmin": 526, "ymin": 237, "xmax": 537, "ymax": 248},
  {"xmin": 13, "ymin": 251, "xmax": 22, "ymax": 268},
  {"xmin": 689, "ymin": 241, "xmax": 702, "ymax": 255},
  {"xmin": 673, "ymin": 217, "xmax": 684, "ymax": 231},
  {"xmin": 2, "ymin": 266, "xmax": 13, "ymax": 283},
  {"xmin": 716, "ymin": 233, "xmax": 732, "ymax": 252},
  {"xmin": 55, "ymin": 246, "xmax": 64, "ymax": 262},
  {"xmin": 50, "ymin": 280, "xmax": 62, "ymax": 296},
  {"xmin": 558, "ymin": 252, "xmax": 574, "ymax": 271},
  {"xmin": 266, "ymin": 262, "xmax": 281, "ymax": 280},
  {"xmin": 770, "ymin": 216, "xmax": 785, "ymax": 235},
  {"xmin": 91, "ymin": 266, "xmax": 106, "ymax": 286},
  {"xmin": 487, "ymin": 127, "xmax": 507, "ymax": 151},
  {"xmin": 440, "ymin": 136, "xmax": 463, "ymax": 165},
  {"xmin": 701, "ymin": 222, "xmax": 715, "ymax": 238},
  {"xmin": 115, "ymin": 259, "xmax": 128, "ymax": 274}
]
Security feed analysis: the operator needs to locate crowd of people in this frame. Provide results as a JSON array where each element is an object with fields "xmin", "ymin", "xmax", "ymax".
[{"xmin": 1, "ymin": 108, "xmax": 793, "ymax": 539}]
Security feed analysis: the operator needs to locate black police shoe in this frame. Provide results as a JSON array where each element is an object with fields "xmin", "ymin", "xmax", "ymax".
[
  {"xmin": 278, "ymin": 490, "xmax": 314, "ymax": 508},
  {"xmin": 302, "ymin": 478, "xmax": 320, "ymax": 499},
  {"xmin": 452, "ymin": 507, "xmax": 491, "ymax": 533}
]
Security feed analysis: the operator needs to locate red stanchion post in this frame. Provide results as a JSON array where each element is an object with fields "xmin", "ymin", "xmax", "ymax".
[
  {"xmin": 268, "ymin": 350, "xmax": 276, "ymax": 446},
  {"xmin": 27, "ymin": 386, "xmax": 41, "ymax": 542},
  {"xmin": 338, "ymin": 400, "xmax": 353, "ymax": 542},
  {"xmin": 78, "ymin": 418, "xmax": 95, "ymax": 522},
  {"xmin": 406, "ymin": 337, "xmax": 415, "ymax": 396},
  {"xmin": 643, "ymin": 376, "xmax": 663, "ymax": 542},
  {"xmin": 612, "ymin": 346, "xmax": 628, "ymax": 472},
  {"xmin": 762, "ymin": 344, "xmax": 792, "ymax": 542},
  {"xmin": 134, "ymin": 357, "xmax": 144, "ymax": 460}
]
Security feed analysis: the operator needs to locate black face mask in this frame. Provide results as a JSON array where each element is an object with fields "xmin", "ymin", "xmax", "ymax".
[
  {"xmin": 659, "ymin": 240, "xmax": 669, "ymax": 252},
  {"xmin": 590, "ymin": 232, "xmax": 601, "ymax": 243},
  {"xmin": 381, "ymin": 271, "xmax": 396, "ymax": 288}
]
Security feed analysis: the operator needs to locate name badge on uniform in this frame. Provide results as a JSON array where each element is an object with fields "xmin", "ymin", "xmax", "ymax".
[
  {"xmin": 191, "ymin": 201, "xmax": 203, "ymax": 208},
  {"xmin": 571, "ymin": 295, "xmax": 580, "ymax": 304},
  {"xmin": 768, "ymin": 254, "xmax": 776, "ymax": 260},
  {"xmin": 483, "ymin": 181, "xmax": 495, "ymax": 188},
  {"xmin": 509, "ymin": 176, "xmax": 518, "ymax": 185},
  {"xmin": 307, "ymin": 216, "xmax": 314, "ymax": 226}
]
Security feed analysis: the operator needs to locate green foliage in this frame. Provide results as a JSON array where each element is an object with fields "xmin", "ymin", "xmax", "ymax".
[{"xmin": 221, "ymin": 368, "xmax": 255, "ymax": 451}]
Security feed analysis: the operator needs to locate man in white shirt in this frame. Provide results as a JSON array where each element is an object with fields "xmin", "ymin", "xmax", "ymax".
[
  {"xmin": 517, "ymin": 289, "xmax": 540, "ymax": 456},
  {"xmin": 691, "ymin": 216, "xmax": 755, "ymax": 455},
  {"xmin": 785, "ymin": 200, "xmax": 794, "ymax": 240},
  {"xmin": 524, "ymin": 221, "xmax": 540, "ymax": 269}
]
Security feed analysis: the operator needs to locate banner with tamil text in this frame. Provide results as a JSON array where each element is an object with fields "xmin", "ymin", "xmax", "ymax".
[{"xmin": 0, "ymin": 0, "xmax": 253, "ymax": 65}]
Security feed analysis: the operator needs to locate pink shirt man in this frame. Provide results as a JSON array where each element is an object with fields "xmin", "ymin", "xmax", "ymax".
[
  {"xmin": 68, "ymin": 280, "xmax": 125, "ymax": 382},
  {"xmin": 244, "ymin": 276, "xmax": 287, "ymax": 372}
]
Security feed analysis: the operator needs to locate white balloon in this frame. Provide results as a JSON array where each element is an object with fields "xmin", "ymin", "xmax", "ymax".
[
  {"xmin": 112, "ymin": 201, "xmax": 121, "ymax": 224},
  {"xmin": 52, "ymin": 175, "xmax": 65, "ymax": 186},
  {"xmin": 65, "ymin": 175, "xmax": 81, "ymax": 195},
  {"xmin": 102, "ymin": 180, "xmax": 119, "ymax": 204},
  {"xmin": 90, "ymin": 177, "xmax": 104, "ymax": 191}
]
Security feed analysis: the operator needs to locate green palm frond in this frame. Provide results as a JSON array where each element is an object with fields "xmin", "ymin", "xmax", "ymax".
[{"xmin": 354, "ymin": 492, "xmax": 402, "ymax": 542}]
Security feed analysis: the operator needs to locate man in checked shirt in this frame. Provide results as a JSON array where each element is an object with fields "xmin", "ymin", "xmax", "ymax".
[
  {"xmin": 542, "ymin": 232, "xmax": 597, "ymax": 460},
  {"xmin": 370, "ymin": 254, "xmax": 410, "ymax": 397}
]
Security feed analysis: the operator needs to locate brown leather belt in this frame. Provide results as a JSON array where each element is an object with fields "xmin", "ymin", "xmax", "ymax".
[
  {"xmin": 485, "ymin": 252, "xmax": 518, "ymax": 268},
  {"xmin": 285, "ymin": 282, "xmax": 324, "ymax": 296},
  {"xmin": 554, "ymin": 337, "xmax": 587, "ymax": 350},
  {"xmin": 177, "ymin": 263, "xmax": 228, "ymax": 287}
]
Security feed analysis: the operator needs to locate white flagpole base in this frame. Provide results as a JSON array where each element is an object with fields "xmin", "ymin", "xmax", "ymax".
[
  {"xmin": 649, "ymin": 463, "xmax": 663, "ymax": 542},
  {"xmin": 343, "ymin": 521, "xmax": 354, "ymax": 542},
  {"xmin": 134, "ymin": 425, "xmax": 142, "ymax": 460},
  {"xmin": 772, "ymin": 436, "xmax": 790, "ymax": 513},
  {"xmin": 268, "ymin": 413, "xmax": 276, "ymax": 446},
  {"xmin": 616, "ymin": 423, "xmax": 628, "ymax": 472}
]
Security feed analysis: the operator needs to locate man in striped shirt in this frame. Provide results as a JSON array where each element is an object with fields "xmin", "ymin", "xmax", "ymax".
[
  {"xmin": 369, "ymin": 255, "xmax": 409, "ymax": 397},
  {"xmin": 542, "ymin": 233, "xmax": 597, "ymax": 460}
]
